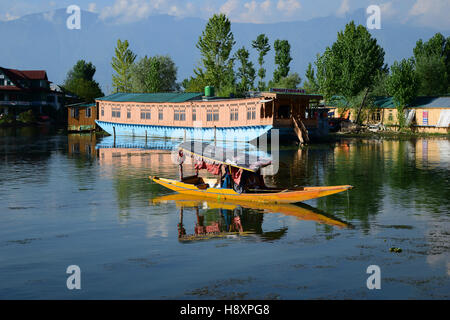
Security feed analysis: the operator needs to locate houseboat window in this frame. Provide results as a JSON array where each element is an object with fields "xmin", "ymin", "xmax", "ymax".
[
  {"xmin": 112, "ymin": 108, "xmax": 121, "ymax": 118},
  {"xmin": 207, "ymin": 109, "xmax": 213, "ymax": 122},
  {"xmin": 158, "ymin": 110, "xmax": 163, "ymax": 120},
  {"xmin": 192, "ymin": 109, "xmax": 196, "ymax": 121},
  {"xmin": 180, "ymin": 110, "xmax": 186, "ymax": 121},
  {"xmin": 213, "ymin": 109, "xmax": 219, "ymax": 121},
  {"xmin": 86, "ymin": 108, "xmax": 91, "ymax": 118},
  {"xmin": 247, "ymin": 106, "xmax": 256, "ymax": 120},
  {"xmin": 127, "ymin": 110, "xmax": 131, "ymax": 119},
  {"xmin": 388, "ymin": 111, "xmax": 393, "ymax": 121},
  {"xmin": 101, "ymin": 108, "xmax": 104, "ymax": 117},
  {"xmin": 174, "ymin": 109, "xmax": 180, "ymax": 121},
  {"xmin": 141, "ymin": 111, "xmax": 151, "ymax": 119},
  {"xmin": 230, "ymin": 108, "xmax": 238, "ymax": 121}
]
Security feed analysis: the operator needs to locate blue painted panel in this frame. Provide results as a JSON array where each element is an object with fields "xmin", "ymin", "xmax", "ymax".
[{"xmin": 95, "ymin": 120, "xmax": 273, "ymax": 142}]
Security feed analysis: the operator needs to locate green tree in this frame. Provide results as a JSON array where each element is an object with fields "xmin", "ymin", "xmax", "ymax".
[
  {"xmin": 370, "ymin": 70, "xmax": 389, "ymax": 97},
  {"xmin": 272, "ymin": 39, "xmax": 292, "ymax": 84},
  {"xmin": 272, "ymin": 73, "xmax": 302, "ymax": 89},
  {"xmin": 65, "ymin": 60, "xmax": 96, "ymax": 83},
  {"xmin": 182, "ymin": 74, "xmax": 208, "ymax": 93},
  {"xmin": 216, "ymin": 59, "xmax": 238, "ymax": 97},
  {"xmin": 63, "ymin": 60, "xmax": 103, "ymax": 102},
  {"xmin": 386, "ymin": 58, "xmax": 419, "ymax": 127},
  {"xmin": 235, "ymin": 46, "xmax": 256, "ymax": 92},
  {"xmin": 111, "ymin": 39, "xmax": 137, "ymax": 93},
  {"xmin": 65, "ymin": 78, "xmax": 104, "ymax": 102},
  {"xmin": 303, "ymin": 62, "xmax": 319, "ymax": 93},
  {"xmin": 252, "ymin": 34, "xmax": 270, "ymax": 91},
  {"xmin": 415, "ymin": 54, "xmax": 448, "ymax": 95},
  {"xmin": 315, "ymin": 21, "xmax": 386, "ymax": 100},
  {"xmin": 195, "ymin": 13, "xmax": 236, "ymax": 90},
  {"xmin": 131, "ymin": 55, "xmax": 179, "ymax": 93},
  {"xmin": 413, "ymin": 33, "xmax": 450, "ymax": 95}
]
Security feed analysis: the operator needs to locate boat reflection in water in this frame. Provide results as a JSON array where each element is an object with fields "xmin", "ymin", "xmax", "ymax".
[{"xmin": 152, "ymin": 194, "xmax": 351, "ymax": 242}]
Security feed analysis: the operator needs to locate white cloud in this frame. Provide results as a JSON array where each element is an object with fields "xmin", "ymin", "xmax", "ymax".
[
  {"xmin": 220, "ymin": 0, "xmax": 240, "ymax": 16},
  {"xmin": 219, "ymin": 0, "xmax": 302, "ymax": 23},
  {"xmin": 42, "ymin": 10, "xmax": 54, "ymax": 22},
  {"xmin": 100, "ymin": 0, "xmax": 196, "ymax": 23},
  {"xmin": 0, "ymin": 12, "xmax": 19, "ymax": 21},
  {"xmin": 408, "ymin": 0, "xmax": 450, "ymax": 29},
  {"xmin": 380, "ymin": 2, "xmax": 395, "ymax": 18},
  {"xmin": 277, "ymin": 0, "xmax": 301, "ymax": 13},
  {"xmin": 88, "ymin": 3, "xmax": 97, "ymax": 13},
  {"xmin": 100, "ymin": 0, "xmax": 304, "ymax": 24},
  {"xmin": 336, "ymin": 0, "xmax": 350, "ymax": 16}
]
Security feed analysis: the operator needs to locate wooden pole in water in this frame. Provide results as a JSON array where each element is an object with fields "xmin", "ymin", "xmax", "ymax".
[{"xmin": 113, "ymin": 126, "xmax": 116, "ymax": 147}]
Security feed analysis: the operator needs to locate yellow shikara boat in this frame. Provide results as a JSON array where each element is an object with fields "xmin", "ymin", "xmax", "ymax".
[
  {"xmin": 150, "ymin": 141, "xmax": 353, "ymax": 204},
  {"xmin": 150, "ymin": 176, "xmax": 352, "ymax": 204}
]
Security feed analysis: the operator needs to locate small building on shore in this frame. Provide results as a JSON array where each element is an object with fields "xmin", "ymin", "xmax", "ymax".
[
  {"xmin": 67, "ymin": 102, "xmax": 97, "ymax": 132},
  {"xmin": 326, "ymin": 95, "xmax": 450, "ymax": 133},
  {"xmin": 373, "ymin": 96, "xmax": 450, "ymax": 133}
]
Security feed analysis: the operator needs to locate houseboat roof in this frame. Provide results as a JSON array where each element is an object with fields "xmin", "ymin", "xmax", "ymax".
[
  {"xmin": 66, "ymin": 102, "xmax": 95, "ymax": 108},
  {"xmin": 96, "ymin": 91, "xmax": 323, "ymax": 104},
  {"xmin": 96, "ymin": 92, "xmax": 203, "ymax": 103}
]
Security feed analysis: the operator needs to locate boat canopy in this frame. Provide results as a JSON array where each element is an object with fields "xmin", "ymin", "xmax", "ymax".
[{"xmin": 178, "ymin": 141, "xmax": 272, "ymax": 172}]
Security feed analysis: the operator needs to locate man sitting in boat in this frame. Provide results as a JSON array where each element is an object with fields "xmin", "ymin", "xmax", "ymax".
[{"xmin": 232, "ymin": 168, "xmax": 266, "ymax": 193}]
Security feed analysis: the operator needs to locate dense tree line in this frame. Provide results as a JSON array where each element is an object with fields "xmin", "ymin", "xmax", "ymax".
[{"xmin": 64, "ymin": 13, "xmax": 448, "ymax": 118}]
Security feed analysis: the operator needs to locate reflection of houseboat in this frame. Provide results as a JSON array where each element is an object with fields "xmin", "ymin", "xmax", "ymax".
[
  {"xmin": 153, "ymin": 194, "xmax": 350, "ymax": 242},
  {"xmin": 95, "ymin": 88, "xmax": 323, "ymax": 143},
  {"xmin": 68, "ymin": 133, "xmax": 97, "ymax": 158}
]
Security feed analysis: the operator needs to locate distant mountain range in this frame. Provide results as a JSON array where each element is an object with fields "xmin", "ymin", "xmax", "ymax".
[{"xmin": 0, "ymin": 8, "xmax": 446, "ymax": 94}]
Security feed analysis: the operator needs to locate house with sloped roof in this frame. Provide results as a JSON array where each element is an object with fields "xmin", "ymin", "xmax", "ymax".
[{"xmin": 0, "ymin": 67, "xmax": 64, "ymax": 121}]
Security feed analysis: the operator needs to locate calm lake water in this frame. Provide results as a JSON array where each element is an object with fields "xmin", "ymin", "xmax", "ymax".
[{"xmin": 0, "ymin": 127, "xmax": 449, "ymax": 299}]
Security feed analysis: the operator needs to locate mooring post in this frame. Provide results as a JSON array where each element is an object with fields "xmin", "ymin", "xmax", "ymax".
[{"xmin": 113, "ymin": 126, "xmax": 116, "ymax": 147}]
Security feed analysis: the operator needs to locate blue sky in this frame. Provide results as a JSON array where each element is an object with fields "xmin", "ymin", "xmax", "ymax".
[{"xmin": 1, "ymin": 0, "xmax": 449, "ymax": 29}]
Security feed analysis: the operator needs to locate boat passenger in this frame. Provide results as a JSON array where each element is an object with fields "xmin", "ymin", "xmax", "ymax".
[{"xmin": 221, "ymin": 166, "xmax": 232, "ymax": 189}]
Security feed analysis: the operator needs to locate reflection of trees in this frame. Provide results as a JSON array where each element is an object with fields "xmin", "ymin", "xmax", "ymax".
[
  {"xmin": 113, "ymin": 173, "xmax": 161, "ymax": 217},
  {"xmin": 315, "ymin": 138, "xmax": 450, "ymax": 231},
  {"xmin": 319, "ymin": 140, "xmax": 386, "ymax": 231},
  {"xmin": 385, "ymin": 139, "xmax": 450, "ymax": 213},
  {"xmin": 0, "ymin": 127, "xmax": 62, "ymax": 186}
]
